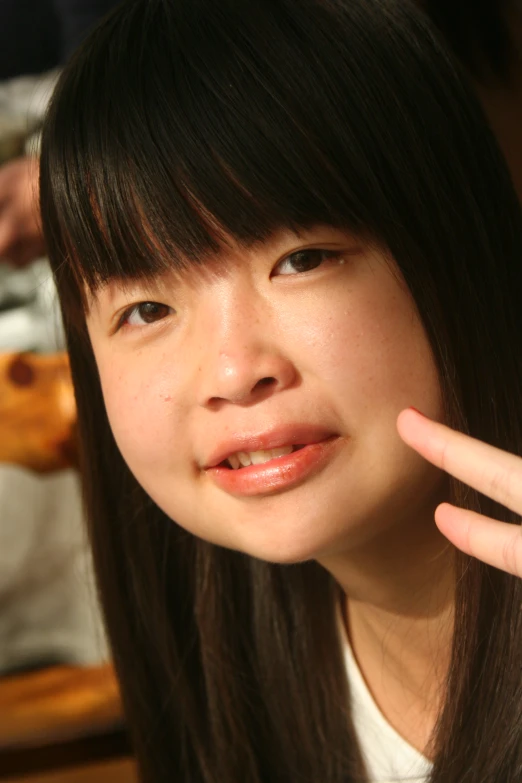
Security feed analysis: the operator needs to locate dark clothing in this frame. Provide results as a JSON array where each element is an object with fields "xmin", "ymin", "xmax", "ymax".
[
  {"xmin": 53, "ymin": 0, "xmax": 118, "ymax": 60},
  {"xmin": 0, "ymin": 0, "xmax": 118, "ymax": 80},
  {"xmin": 0, "ymin": 0, "xmax": 61, "ymax": 80}
]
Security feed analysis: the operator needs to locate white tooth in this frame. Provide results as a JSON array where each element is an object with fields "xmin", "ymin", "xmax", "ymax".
[
  {"xmin": 249, "ymin": 449, "xmax": 273, "ymax": 465},
  {"xmin": 249, "ymin": 446, "xmax": 293, "ymax": 465},
  {"xmin": 231, "ymin": 446, "xmax": 294, "ymax": 468},
  {"xmin": 271, "ymin": 446, "xmax": 293, "ymax": 458},
  {"xmin": 228, "ymin": 454, "xmax": 241, "ymax": 470}
]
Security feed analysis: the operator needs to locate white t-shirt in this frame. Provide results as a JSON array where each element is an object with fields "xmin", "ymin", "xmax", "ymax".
[{"xmin": 344, "ymin": 641, "xmax": 433, "ymax": 783}]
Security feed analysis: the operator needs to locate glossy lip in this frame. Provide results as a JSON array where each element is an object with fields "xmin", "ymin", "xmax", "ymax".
[
  {"xmin": 203, "ymin": 424, "xmax": 337, "ymax": 469},
  {"xmin": 204, "ymin": 432, "xmax": 342, "ymax": 498}
]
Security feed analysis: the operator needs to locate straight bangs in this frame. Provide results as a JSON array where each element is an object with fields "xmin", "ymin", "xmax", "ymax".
[{"xmin": 41, "ymin": 0, "xmax": 464, "ymax": 301}]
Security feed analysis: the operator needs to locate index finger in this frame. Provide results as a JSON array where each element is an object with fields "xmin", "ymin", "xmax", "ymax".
[{"xmin": 397, "ymin": 408, "xmax": 522, "ymax": 516}]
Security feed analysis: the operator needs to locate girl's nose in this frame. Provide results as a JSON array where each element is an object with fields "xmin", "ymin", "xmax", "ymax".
[
  {"xmin": 196, "ymin": 319, "xmax": 298, "ymax": 408},
  {"xmin": 202, "ymin": 348, "xmax": 297, "ymax": 407}
]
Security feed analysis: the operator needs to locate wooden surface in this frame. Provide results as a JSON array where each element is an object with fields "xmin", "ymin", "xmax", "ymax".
[
  {"xmin": 0, "ymin": 665, "xmax": 123, "ymax": 749},
  {"xmin": 4, "ymin": 757, "xmax": 137, "ymax": 783},
  {"xmin": 0, "ymin": 352, "xmax": 76, "ymax": 472},
  {"xmin": 0, "ymin": 664, "xmax": 129, "ymax": 780}
]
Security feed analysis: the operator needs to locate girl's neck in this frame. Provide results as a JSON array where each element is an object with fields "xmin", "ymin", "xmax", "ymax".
[
  {"xmin": 321, "ymin": 511, "xmax": 455, "ymax": 757},
  {"xmin": 344, "ymin": 586, "xmax": 453, "ymax": 757}
]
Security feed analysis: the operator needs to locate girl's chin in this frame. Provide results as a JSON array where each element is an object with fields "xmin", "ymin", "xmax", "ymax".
[{"xmin": 226, "ymin": 530, "xmax": 344, "ymax": 566}]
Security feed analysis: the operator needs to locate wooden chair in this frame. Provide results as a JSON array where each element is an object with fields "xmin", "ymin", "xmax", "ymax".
[{"xmin": 0, "ymin": 352, "xmax": 135, "ymax": 782}]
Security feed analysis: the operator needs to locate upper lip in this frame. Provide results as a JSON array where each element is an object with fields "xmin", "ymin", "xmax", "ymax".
[{"xmin": 204, "ymin": 424, "xmax": 338, "ymax": 468}]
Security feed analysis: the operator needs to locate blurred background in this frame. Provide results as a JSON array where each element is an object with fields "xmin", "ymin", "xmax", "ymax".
[{"xmin": 0, "ymin": 2, "xmax": 134, "ymax": 781}]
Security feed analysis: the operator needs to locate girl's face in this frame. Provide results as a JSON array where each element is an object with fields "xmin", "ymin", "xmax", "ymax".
[{"xmin": 87, "ymin": 227, "xmax": 444, "ymax": 563}]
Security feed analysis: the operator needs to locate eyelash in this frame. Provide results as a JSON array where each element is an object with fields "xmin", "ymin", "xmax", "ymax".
[
  {"xmin": 116, "ymin": 248, "xmax": 348, "ymax": 331},
  {"xmin": 117, "ymin": 301, "xmax": 173, "ymax": 331},
  {"xmin": 273, "ymin": 248, "xmax": 345, "ymax": 276}
]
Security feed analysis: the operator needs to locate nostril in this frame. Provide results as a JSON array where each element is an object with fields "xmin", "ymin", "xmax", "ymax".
[{"xmin": 256, "ymin": 376, "xmax": 276, "ymax": 388}]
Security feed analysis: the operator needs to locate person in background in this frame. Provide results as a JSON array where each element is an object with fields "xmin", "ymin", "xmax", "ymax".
[
  {"xmin": 0, "ymin": 0, "xmax": 118, "ymax": 267},
  {"xmin": 0, "ymin": 0, "xmax": 116, "ymax": 674}
]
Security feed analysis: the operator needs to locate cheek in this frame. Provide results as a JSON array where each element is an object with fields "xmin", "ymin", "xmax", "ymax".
[
  {"xmin": 301, "ymin": 276, "xmax": 442, "ymax": 420},
  {"xmin": 95, "ymin": 353, "xmax": 187, "ymax": 471}
]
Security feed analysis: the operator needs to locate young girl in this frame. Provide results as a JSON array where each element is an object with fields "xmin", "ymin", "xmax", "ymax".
[{"xmin": 38, "ymin": 0, "xmax": 522, "ymax": 781}]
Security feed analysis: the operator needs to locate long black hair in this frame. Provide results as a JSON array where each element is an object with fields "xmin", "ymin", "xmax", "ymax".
[{"xmin": 40, "ymin": 1, "xmax": 522, "ymax": 780}]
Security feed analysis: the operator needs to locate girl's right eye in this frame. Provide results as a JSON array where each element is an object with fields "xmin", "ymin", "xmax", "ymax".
[{"xmin": 119, "ymin": 301, "xmax": 173, "ymax": 329}]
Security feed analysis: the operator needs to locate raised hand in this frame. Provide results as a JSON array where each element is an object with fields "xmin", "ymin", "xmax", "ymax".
[
  {"xmin": 397, "ymin": 408, "xmax": 522, "ymax": 577},
  {"xmin": 0, "ymin": 157, "xmax": 45, "ymax": 267}
]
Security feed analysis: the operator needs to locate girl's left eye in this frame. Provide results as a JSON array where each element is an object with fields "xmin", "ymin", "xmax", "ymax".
[
  {"xmin": 119, "ymin": 301, "xmax": 173, "ymax": 329},
  {"xmin": 273, "ymin": 248, "xmax": 344, "ymax": 276}
]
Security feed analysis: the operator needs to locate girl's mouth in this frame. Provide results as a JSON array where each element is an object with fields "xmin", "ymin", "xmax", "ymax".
[
  {"xmin": 221, "ymin": 444, "xmax": 305, "ymax": 470},
  {"xmin": 206, "ymin": 437, "xmax": 340, "ymax": 497}
]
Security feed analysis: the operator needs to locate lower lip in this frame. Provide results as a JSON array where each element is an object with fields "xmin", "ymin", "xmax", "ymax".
[{"xmin": 206, "ymin": 437, "xmax": 341, "ymax": 497}]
